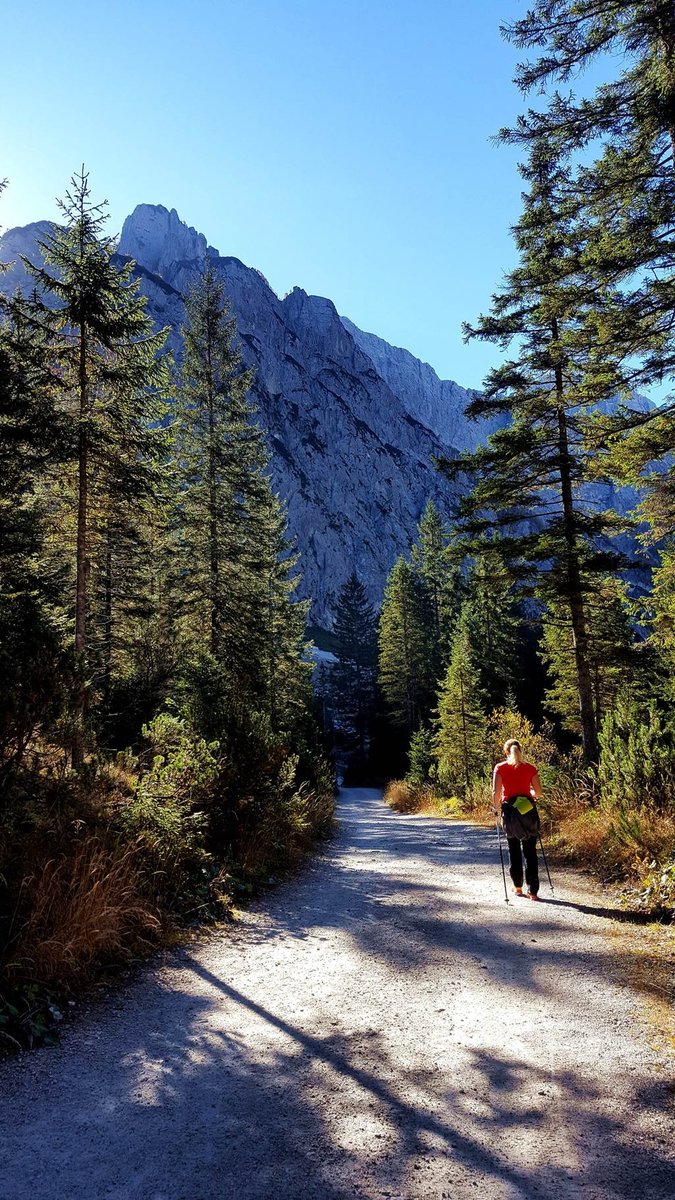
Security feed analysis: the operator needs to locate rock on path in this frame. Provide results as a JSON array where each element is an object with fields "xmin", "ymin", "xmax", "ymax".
[{"xmin": 0, "ymin": 788, "xmax": 673, "ymax": 1199}]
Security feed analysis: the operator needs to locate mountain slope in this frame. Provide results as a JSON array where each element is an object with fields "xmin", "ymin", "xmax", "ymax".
[{"xmin": 0, "ymin": 203, "xmax": 650, "ymax": 619}]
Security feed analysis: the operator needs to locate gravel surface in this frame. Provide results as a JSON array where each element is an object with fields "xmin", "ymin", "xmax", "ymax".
[{"xmin": 1, "ymin": 787, "xmax": 673, "ymax": 1200}]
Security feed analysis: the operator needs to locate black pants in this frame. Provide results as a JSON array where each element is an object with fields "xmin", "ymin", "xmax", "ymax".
[{"xmin": 507, "ymin": 835, "xmax": 539, "ymax": 895}]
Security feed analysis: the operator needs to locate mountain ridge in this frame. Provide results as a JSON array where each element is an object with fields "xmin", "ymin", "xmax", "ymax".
[{"xmin": 0, "ymin": 203, "xmax": 648, "ymax": 620}]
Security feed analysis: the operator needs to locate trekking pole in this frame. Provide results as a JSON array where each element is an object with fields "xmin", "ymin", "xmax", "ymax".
[
  {"xmin": 538, "ymin": 831, "xmax": 554, "ymax": 894},
  {"xmin": 494, "ymin": 807, "xmax": 510, "ymax": 904}
]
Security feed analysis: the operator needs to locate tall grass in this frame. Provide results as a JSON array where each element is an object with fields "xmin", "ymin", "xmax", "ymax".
[{"xmin": 6, "ymin": 835, "xmax": 160, "ymax": 988}]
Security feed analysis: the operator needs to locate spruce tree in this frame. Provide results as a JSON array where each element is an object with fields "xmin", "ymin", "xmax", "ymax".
[
  {"xmin": 0, "ymin": 213, "xmax": 71, "ymax": 781},
  {"xmin": 21, "ymin": 169, "xmax": 169, "ymax": 761},
  {"xmin": 406, "ymin": 723, "xmax": 437, "ymax": 787},
  {"xmin": 500, "ymin": 3, "xmax": 675, "ymax": 537},
  {"xmin": 410, "ymin": 500, "xmax": 463, "ymax": 674},
  {"xmin": 378, "ymin": 557, "xmax": 433, "ymax": 733},
  {"xmin": 174, "ymin": 261, "xmax": 256, "ymax": 660},
  {"xmin": 463, "ymin": 545, "xmax": 524, "ymax": 713},
  {"xmin": 540, "ymin": 578, "xmax": 638, "ymax": 735},
  {"xmin": 434, "ymin": 607, "xmax": 486, "ymax": 795},
  {"xmin": 332, "ymin": 572, "xmax": 377, "ymax": 758},
  {"xmin": 175, "ymin": 262, "xmax": 310, "ymax": 727},
  {"xmin": 444, "ymin": 140, "xmax": 628, "ymax": 763}
]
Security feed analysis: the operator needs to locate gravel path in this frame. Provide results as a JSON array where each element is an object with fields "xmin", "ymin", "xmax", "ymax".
[{"xmin": 1, "ymin": 787, "xmax": 673, "ymax": 1200}]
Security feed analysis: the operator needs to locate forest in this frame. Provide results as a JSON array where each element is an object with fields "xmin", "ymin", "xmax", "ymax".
[
  {"xmin": 321, "ymin": 3, "xmax": 675, "ymax": 920},
  {"xmin": 0, "ymin": 176, "xmax": 333, "ymax": 1047},
  {"xmin": 2, "ymin": 1, "xmax": 675, "ymax": 1052}
]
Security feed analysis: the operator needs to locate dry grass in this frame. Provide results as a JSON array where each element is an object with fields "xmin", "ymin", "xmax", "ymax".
[
  {"xmin": 549, "ymin": 801, "xmax": 675, "ymax": 878},
  {"xmin": 236, "ymin": 785, "xmax": 336, "ymax": 878},
  {"xmin": 6, "ymin": 835, "xmax": 160, "ymax": 988},
  {"xmin": 385, "ymin": 780, "xmax": 424, "ymax": 813},
  {"xmin": 384, "ymin": 780, "xmax": 463, "ymax": 819}
]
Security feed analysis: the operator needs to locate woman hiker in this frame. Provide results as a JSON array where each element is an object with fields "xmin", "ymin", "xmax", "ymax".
[{"xmin": 492, "ymin": 738, "xmax": 543, "ymax": 900}]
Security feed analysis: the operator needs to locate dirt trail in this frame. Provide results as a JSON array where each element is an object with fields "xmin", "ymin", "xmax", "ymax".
[{"xmin": 0, "ymin": 787, "xmax": 673, "ymax": 1200}]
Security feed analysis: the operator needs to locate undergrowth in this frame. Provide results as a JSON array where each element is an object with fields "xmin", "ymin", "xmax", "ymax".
[{"xmin": 0, "ymin": 711, "xmax": 335, "ymax": 1054}]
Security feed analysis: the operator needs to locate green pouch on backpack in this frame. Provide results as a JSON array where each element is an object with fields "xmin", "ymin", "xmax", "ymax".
[{"xmin": 501, "ymin": 794, "xmax": 540, "ymax": 839}]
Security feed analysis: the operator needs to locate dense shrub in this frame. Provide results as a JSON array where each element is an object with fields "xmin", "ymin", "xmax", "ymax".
[
  {"xmin": 119, "ymin": 714, "xmax": 221, "ymax": 912},
  {"xmin": 597, "ymin": 694, "xmax": 675, "ymax": 814},
  {"xmin": 406, "ymin": 723, "xmax": 437, "ymax": 787}
]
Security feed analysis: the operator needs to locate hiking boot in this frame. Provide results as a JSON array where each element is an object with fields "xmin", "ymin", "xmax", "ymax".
[
  {"xmin": 514, "ymin": 887, "xmax": 524, "ymax": 896},
  {"xmin": 528, "ymin": 892, "xmax": 539, "ymax": 901}
]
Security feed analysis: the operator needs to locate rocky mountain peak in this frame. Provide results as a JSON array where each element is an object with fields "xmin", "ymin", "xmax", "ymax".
[{"xmin": 118, "ymin": 204, "xmax": 219, "ymax": 277}]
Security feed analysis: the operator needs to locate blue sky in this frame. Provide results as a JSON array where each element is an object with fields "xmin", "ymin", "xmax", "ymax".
[{"xmin": 4, "ymin": 2, "xmax": 531, "ymax": 389}]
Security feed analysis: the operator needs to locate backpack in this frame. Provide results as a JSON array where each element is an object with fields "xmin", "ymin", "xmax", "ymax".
[{"xmin": 501, "ymin": 793, "xmax": 540, "ymax": 840}]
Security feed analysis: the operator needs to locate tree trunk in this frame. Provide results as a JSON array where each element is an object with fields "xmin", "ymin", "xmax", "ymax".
[
  {"xmin": 73, "ymin": 324, "xmax": 89, "ymax": 767},
  {"xmin": 206, "ymin": 333, "xmax": 219, "ymax": 657},
  {"xmin": 459, "ymin": 669, "xmax": 470, "ymax": 793},
  {"xmin": 102, "ymin": 523, "xmax": 112, "ymax": 701},
  {"xmin": 552, "ymin": 324, "xmax": 598, "ymax": 763}
]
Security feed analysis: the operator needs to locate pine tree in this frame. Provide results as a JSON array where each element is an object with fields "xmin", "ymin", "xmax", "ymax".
[
  {"xmin": 406, "ymin": 722, "xmax": 437, "ymax": 787},
  {"xmin": 649, "ymin": 546, "xmax": 675, "ymax": 692},
  {"xmin": 21, "ymin": 169, "xmax": 169, "ymax": 762},
  {"xmin": 252, "ymin": 485, "xmax": 312, "ymax": 731},
  {"xmin": 174, "ymin": 261, "xmax": 256, "ymax": 659},
  {"xmin": 434, "ymin": 607, "xmax": 486, "ymax": 795},
  {"xmin": 0, "ymin": 212, "xmax": 72, "ymax": 781},
  {"xmin": 378, "ymin": 557, "xmax": 434, "ymax": 733},
  {"xmin": 443, "ymin": 140, "xmax": 629, "ymax": 763},
  {"xmin": 499, "ymin": 3, "xmax": 675, "ymax": 538},
  {"xmin": 332, "ymin": 572, "xmax": 377, "ymax": 758}
]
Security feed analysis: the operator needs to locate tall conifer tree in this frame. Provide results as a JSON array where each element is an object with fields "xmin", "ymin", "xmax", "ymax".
[
  {"xmin": 410, "ymin": 500, "xmax": 463, "ymax": 674},
  {"xmin": 500, "ymin": 3, "xmax": 675, "ymax": 537},
  {"xmin": 378, "ymin": 557, "xmax": 432, "ymax": 733},
  {"xmin": 434, "ymin": 607, "xmax": 485, "ymax": 795},
  {"xmin": 464, "ymin": 546, "xmax": 524, "ymax": 712},
  {"xmin": 332, "ymin": 571, "xmax": 377, "ymax": 757},
  {"xmin": 175, "ymin": 262, "xmax": 310, "ymax": 726},
  {"xmin": 22, "ymin": 169, "xmax": 169, "ymax": 761},
  {"xmin": 540, "ymin": 578, "xmax": 638, "ymax": 735},
  {"xmin": 444, "ymin": 141, "xmax": 627, "ymax": 762}
]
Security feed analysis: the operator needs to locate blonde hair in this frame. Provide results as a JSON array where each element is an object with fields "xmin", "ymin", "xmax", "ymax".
[{"xmin": 503, "ymin": 738, "xmax": 522, "ymax": 760}]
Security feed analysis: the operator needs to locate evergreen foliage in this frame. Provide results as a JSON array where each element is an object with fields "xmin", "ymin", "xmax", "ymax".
[
  {"xmin": 174, "ymin": 262, "xmax": 310, "ymax": 729},
  {"xmin": 463, "ymin": 546, "xmax": 524, "ymax": 712},
  {"xmin": 378, "ymin": 556, "xmax": 434, "ymax": 733},
  {"xmin": 406, "ymin": 723, "xmax": 437, "ymax": 787},
  {"xmin": 597, "ymin": 692, "xmax": 675, "ymax": 815},
  {"xmin": 500, "ymin": 2, "xmax": 675, "ymax": 542},
  {"xmin": 410, "ymin": 500, "xmax": 463, "ymax": 674},
  {"xmin": 20, "ymin": 169, "xmax": 170, "ymax": 760},
  {"xmin": 434, "ymin": 606, "xmax": 486, "ymax": 795},
  {"xmin": 540, "ymin": 578, "xmax": 639, "ymax": 735},
  {"xmin": 0, "ymin": 173, "xmax": 332, "ymax": 1039},
  {"xmin": 331, "ymin": 571, "xmax": 377, "ymax": 759},
  {"xmin": 442, "ymin": 141, "xmax": 630, "ymax": 763}
]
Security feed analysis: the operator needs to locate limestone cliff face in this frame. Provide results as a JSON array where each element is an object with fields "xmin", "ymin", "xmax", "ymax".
[
  {"xmin": 117, "ymin": 210, "xmax": 467, "ymax": 620},
  {"xmin": 1, "ymin": 204, "xmax": 650, "ymax": 620},
  {"xmin": 118, "ymin": 204, "xmax": 219, "ymax": 280},
  {"xmin": 339, "ymin": 315, "xmax": 500, "ymax": 451}
]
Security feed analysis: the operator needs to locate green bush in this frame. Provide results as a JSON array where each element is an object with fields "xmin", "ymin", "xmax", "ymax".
[
  {"xmin": 597, "ymin": 693, "xmax": 675, "ymax": 813},
  {"xmin": 406, "ymin": 723, "xmax": 437, "ymax": 787},
  {"xmin": 120, "ymin": 714, "xmax": 221, "ymax": 911}
]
